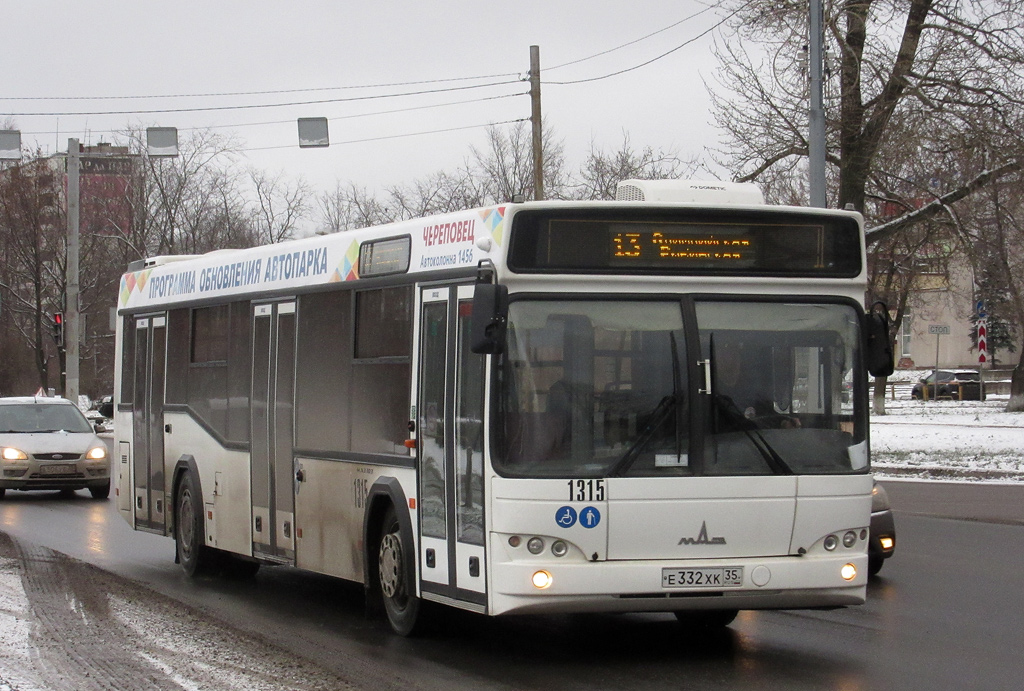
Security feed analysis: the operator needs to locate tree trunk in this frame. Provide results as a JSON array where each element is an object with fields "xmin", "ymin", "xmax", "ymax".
[
  {"xmin": 1008, "ymin": 350, "xmax": 1024, "ymax": 412},
  {"xmin": 872, "ymin": 375, "xmax": 888, "ymax": 415}
]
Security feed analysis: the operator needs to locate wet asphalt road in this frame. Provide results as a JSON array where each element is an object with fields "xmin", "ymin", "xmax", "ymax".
[{"xmin": 0, "ymin": 479, "xmax": 1022, "ymax": 690}]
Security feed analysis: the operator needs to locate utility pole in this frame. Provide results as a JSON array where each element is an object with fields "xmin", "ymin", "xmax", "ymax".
[
  {"xmin": 529, "ymin": 45, "xmax": 544, "ymax": 201},
  {"xmin": 808, "ymin": 0, "xmax": 826, "ymax": 208},
  {"xmin": 65, "ymin": 138, "xmax": 81, "ymax": 403}
]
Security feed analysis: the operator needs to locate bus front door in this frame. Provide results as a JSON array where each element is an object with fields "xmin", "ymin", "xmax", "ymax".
[
  {"xmin": 250, "ymin": 301, "xmax": 296, "ymax": 563},
  {"xmin": 132, "ymin": 314, "xmax": 167, "ymax": 534},
  {"xmin": 416, "ymin": 284, "xmax": 487, "ymax": 610}
]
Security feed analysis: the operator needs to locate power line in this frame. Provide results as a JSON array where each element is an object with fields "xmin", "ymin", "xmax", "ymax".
[
  {"xmin": 2, "ymin": 80, "xmax": 521, "ymax": 117},
  {"xmin": 546, "ymin": 5, "xmax": 716, "ymax": 71},
  {"xmin": 5, "ymin": 10, "xmax": 728, "ymax": 112},
  {"xmin": 242, "ymin": 118, "xmax": 528, "ymax": 153},
  {"xmin": 545, "ymin": 8, "xmax": 739, "ymax": 86},
  {"xmin": 19, "ymin": 92, "xmax": 528, "ymax": 137},
  {"xmin": 3, "ymin": 73, "xmax": 522, "ymax": 102}
]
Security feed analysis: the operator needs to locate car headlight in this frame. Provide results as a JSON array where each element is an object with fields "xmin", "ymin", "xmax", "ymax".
[
  {"xmin": 2, "ymin": 447, "xmax": 28, "ymax": 461},
  {"xmin": 86, "ymin": 446, "xmax": 108, "ymax": 461},
  {"xmin": 871, "ymin": 481, "xmax": 890, "ymax": 512}
]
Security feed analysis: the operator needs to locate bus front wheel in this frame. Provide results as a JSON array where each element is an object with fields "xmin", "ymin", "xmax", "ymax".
[
  {"xmin": 378, "ymin": 505, "xmax": 421, "ymax": 636},
  {"xmin": 176, "ymin": 471, "xmax": 213, "ymax": 577}
]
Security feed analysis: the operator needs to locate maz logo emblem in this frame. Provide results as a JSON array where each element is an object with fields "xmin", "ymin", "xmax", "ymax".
[{"xmin": 678, "ymin": 521, "xmax": 726, "ymax": 546}]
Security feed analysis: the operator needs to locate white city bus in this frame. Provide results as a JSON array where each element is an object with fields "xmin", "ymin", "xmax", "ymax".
[{"xmin": 112, "ymin": 180, "xmax": 893, "ymax": 635}]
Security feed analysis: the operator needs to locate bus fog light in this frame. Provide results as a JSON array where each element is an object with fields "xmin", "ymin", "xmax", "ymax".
[
  {"xmin": 532, "ymin": 570, "xmax": 553, "ymax": 589},
  {"xmin": 841, "ymin": 563, "xmax": 857, "ymax": 581},
  {"xmin": 880, "ymin": 536, "xmax": 894, "ymax": 551},
  {"xmin": 551, "ymin": 540, "xmax": 568, "ymax": 557},
  {"xmin": 508, "ymin": 536, "xmax": 522, "ymax": 548},
  {"xmin": 823, "ymin": 535, "xmax": 838, "ymax": 551},
  {"xmin": 843, "ymin": 531, "xmax": 857, "ymax": 548},
  {"xmin": 527, "ymin": 537, "xmax": 545, "ymax": 555}
]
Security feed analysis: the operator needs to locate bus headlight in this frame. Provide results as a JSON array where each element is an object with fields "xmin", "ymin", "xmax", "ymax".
[
  {"xmin": 841, "ymin": 563, "xmax": 857, "ymax": 581},
  {"xmin": 532, "ymin": 570, "xmax": 553, "ymax": 589},
  {"xmin": 842, "ymin": 531, "xmax": 858, "ymax": 548},
  {"xmin": 551, "ymin": 540, "xmax": 568, "ymax": 557},
  {"xmin": 527, "ymin": 537, "xmax": 545, "ymax": 555},
  {"xmin": 823, "ymin": 535, "xmax": 839, "ymax": 551}
]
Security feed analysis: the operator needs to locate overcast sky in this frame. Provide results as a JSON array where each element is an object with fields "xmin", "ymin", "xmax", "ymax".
[{"xmin": 3, "ymin": 1, "xmax": 728, "ymax": 196}]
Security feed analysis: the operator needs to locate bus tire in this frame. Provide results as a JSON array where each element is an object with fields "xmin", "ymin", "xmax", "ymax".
[
  {"xmin": 175, "ymin": 470, "xmax": 212, "ymax": 577},
  {"xmin": 674, "ymin": 609, "xmax": 739, "ymax": 629},
  {"xmin": 378, "ymin": 505, "xmax": 421, "ymax": 636}
]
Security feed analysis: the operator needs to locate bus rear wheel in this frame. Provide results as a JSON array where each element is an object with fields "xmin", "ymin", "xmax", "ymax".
[
  {"xmin": 378, "ymin": 506, "xmax": 421, "ymax": 636},
  {"xmin": 176, "ymin": 471, "xmax": 213, "ymax": 577}
]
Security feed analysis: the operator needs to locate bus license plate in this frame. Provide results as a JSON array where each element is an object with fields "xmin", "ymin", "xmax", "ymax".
[
  {"xmin": 662, "ymin": 567, "xmax": 744, "ymax": 588},
  {"xmin": 41, "ymin": 464, "xmax": 74, "ymax": 475}
]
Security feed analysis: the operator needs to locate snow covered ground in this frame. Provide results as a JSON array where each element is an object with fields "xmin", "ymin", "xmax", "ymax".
[{"xmin": 870, "ymin": 389, "xmax": 1024, "ymax": 482}]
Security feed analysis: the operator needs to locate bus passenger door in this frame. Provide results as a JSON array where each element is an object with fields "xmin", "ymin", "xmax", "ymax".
[
  {"xmin": 416, "ymin": 284, "xmax": 487, "ymax": 609},
  {"xmin": 131, "ymin": 314, "xmax": 167, "ymax": 533},
  {"xmin": 251, "ymin": 301, "xmax": 296, "ymax": 563}
]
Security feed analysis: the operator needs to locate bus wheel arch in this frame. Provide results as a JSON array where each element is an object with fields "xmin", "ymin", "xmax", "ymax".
[
  {"xmin": 363, "ymin": 478, "xmax": 421, "ymax": 635},
  {"xmin": 172, "ymin": 456, "xmax": 212, "ymax": 577}
]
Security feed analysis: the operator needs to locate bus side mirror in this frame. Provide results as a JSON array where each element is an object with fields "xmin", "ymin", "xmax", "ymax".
[
  {"xmin": 470, "ymin": 283, "xmax": 508, "ymax": 354},
  {"xmin": 863, "ymin": 303, "xmax": 895, "ymax": 377}
]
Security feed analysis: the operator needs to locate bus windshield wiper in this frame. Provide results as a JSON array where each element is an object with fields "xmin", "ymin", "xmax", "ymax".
[
  {"xmin": 713, "ymin": 395, "xmax": 794, "ymax": 475},
  {"xmin": 608, "ymin": 395, "xmax": 677, "ymax": 477}
]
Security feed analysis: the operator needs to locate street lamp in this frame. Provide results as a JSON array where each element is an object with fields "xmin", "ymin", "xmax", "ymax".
[
  {"xmin": 0, "ymin": 130, "xmax": 21, "ymax": 160},
  {"xmin": 297, "ymin": 118, "xmax": 329, "ymax": 148},
  {"xmin": 146, "ymin": 127, "xmax": 179, "ymax": 157}
]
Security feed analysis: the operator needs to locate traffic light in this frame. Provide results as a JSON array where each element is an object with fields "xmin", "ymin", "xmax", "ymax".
[{"xmin": 51, "ymin": 312, "xmax": 64, "ymax": 347}]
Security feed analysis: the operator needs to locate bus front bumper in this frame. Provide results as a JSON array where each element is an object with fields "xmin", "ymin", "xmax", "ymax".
[{"xmin": 488, "ymin": 552, "xmax": 868, "ymax": 616}]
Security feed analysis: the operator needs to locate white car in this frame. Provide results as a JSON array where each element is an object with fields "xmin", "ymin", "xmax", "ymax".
[{"xmin": 0, "ymin": 397, "xmax": 111, "ymax": 499}]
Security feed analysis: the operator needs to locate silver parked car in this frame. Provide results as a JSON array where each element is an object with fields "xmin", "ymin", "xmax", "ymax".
[{"xmin": 0, "ymin": 397, "xmax": 111, "ymax": 499}]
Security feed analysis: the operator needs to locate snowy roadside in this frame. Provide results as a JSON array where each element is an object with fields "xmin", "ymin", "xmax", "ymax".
[{"xmin": 870, "ymin": 395, "xmax": 1024, "ymax": 482}]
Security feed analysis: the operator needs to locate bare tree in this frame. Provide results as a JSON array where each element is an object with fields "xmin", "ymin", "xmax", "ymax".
[
  {"xmin": 0, "ymin": 155, "xmax": 65, "ymax": 391},
  {"xmin": 386, "ymin": 166, "xmax": 488, "ymax": 220},
  {"xmin": 710, "ymin": 0, "xmax": 1024, "ymax": 217},
  {"xmin": 121, "ymin": 127, "xmax": 246, "ymax": 255},
  {"xmin": 709, "ymin": 0, "xmax": 1024, "ymax": 408},
  {"xmin": 471, "ymin": 121, "xmax": 567, "ymax": 202},
  {"xmin": 316, "ymin": 181, "xmax": 395, "ymax": 234},
  {"xmin": 248, "ymin": 168, "xmax": 311, "ymax": 244},
  {"xmin": 574, "ymin": 132, "xmax": 694, "ymax": 200}
]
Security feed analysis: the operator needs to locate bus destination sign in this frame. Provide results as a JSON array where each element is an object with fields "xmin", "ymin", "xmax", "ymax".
[
  {"xmin": 507, "ymin": 211, "xmax": 863, "ymax": 277},
  {"xmin": 612, "ymin": 230, "xmax": 754, "ymax": 266}
]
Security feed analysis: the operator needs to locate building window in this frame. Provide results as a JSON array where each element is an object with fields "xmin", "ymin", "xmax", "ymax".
[{"xmin": 900, "ymin": 315, "xmax": 912, "ymax": 358}]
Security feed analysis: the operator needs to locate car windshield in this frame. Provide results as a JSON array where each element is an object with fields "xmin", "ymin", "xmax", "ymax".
[
  {"xmin": 0, "ymin": 403, "xmax": 93, "ymax": 434},
  {"xmin": 492, "ymin": 299, "xmax": 867, "ymax": 479}
]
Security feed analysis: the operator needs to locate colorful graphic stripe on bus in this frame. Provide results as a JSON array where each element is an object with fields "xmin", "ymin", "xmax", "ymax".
[
  {"xmin": 481, "ymin": 206, "xmax": 506, "ymax": 246},
  {"xmin": 330, "ymin": 239, "xmax": 360, "ymax": 282},
  {"xmin": 119, "ymin": 269, "xmax": 152, "ymax": 306}
]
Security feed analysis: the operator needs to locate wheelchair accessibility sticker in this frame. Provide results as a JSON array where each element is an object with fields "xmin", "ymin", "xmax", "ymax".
[
  {"xmin": 556, "ymin": 506, "xmax": 578, "ymax": 528},
  {"xmin": 556, "ymin": 506, "xmax": 602, "ymax": 529}
]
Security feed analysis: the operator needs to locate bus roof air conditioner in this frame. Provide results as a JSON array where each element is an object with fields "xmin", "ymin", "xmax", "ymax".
[{"xmin": 615, "ymin": 180, "xmax": 765, "ymax": 205}]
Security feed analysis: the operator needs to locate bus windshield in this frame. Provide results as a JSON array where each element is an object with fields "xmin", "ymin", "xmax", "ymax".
[{"xmin": 493, "ymin": 299, "xmax": 866, "ymax": 479}]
